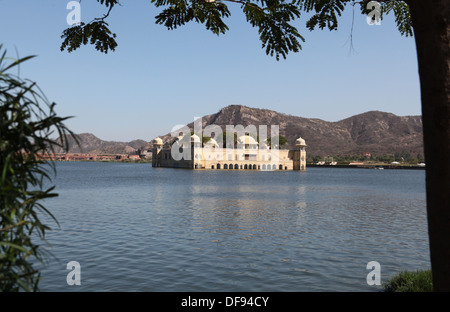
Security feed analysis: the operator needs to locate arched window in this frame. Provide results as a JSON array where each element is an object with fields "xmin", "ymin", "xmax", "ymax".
[
  {"xmin": 224, "ymin": 164, "xmax": 228, "ymax": 169},
  {"xmin": 217, "ymin": 164, "xmax": 221, "ymax": 169},
  {"xmin": 211, "ymin": 165, "xmax": 215, "ymax": 169},
  {"xmin": 272, "ymin": 164, "xmax": 276, "ymax": 170},
  {"xmin": 244, "ymin": 164, "xmax": 248, "ymax": 169},
  {"xmin": 262, "ymin": 164, "xmax": 266, "ymax": 170},
  {"xmin": 234, "ymin": 164, "xmax": 238, "ymax": 169},
  {"xmin": 229, "ymin": 164, "xmax": 233, "ymax": 169},
  {"xmin": 279, "ymin": 164, "xmax": 283, "ymax": 170},
  {"xmin": 253, "ymin": 164, "xmax": 257, "ymax": 170}
]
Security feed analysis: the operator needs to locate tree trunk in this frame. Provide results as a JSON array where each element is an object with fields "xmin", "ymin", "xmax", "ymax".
[{"xmin": 407, "ymin": 0, "xmax": 450, "ymax": 291}]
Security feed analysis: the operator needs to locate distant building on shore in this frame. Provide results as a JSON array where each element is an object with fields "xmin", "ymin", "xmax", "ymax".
[
  {"xmin": 37, "ymin": 153, "xmax": 140, "ymax": 161},
  {"xmin": 151, "ymin": 134, "xmax": 306, "ymax": 171}
]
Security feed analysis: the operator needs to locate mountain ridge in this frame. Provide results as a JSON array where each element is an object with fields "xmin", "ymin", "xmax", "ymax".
[
  {"xmin": 59, "ymin": 105, "xmax": 423, "ymax": 157},
  {"xmin": 159, "ymin": 105, "xmax": 423, "ymax": 156}
]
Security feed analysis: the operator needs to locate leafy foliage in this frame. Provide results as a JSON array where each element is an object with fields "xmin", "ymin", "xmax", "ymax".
[
  {"xmin": 301, "ymin": 0, "xmax": 349, "ymax": 31},
  {"xmin": 383, "ymin": 1, "xmax": 413, "ymax": 37},
  {"xmin": 96, "ymin": 0, "xmax": 119, "ymax": 8},
  {"xmin": 60, "ymin": 21, "xmax": 118, "ymax": 54},
  {"xmin": 0, "ymin": 46, "xmax": 76, "ymax": 291},
  {"xmin": 244, "ymin": 1, "xmax": 305, "ymax": 60},
  {"xmin": 383, "ymin": 269, "xmax": 433, "ymax": 292},
  {"xmin": 60, "ymin": 0, "xmax": 413, "ymax": 58},
  {"xmin": 266, "ymin": 134, "xmax": 287, "ymax": 146},
  {"xmin": 154, "ymin": 0, "xmax": 231, "ymax": 35}
]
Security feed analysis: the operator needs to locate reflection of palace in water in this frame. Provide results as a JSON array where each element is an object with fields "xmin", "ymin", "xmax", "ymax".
[{"xmin": 152, "ymin": 134, "xmax": 306, "ymax": 171}]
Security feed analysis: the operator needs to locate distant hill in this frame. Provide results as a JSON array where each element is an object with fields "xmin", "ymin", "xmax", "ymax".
[
  {"xmin": 56, "ymin": 133, "xmax": 147, "ymax": 155},
  {"xmin": 57, "ymin": 105, "xmax": 424, "ymax": 157},
  {"xmin": 158, "ymin": 105, "xmax": 423, "ymax": 157}
]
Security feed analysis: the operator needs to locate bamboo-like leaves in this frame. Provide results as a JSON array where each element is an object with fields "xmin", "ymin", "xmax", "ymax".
[{"xmin": 1, "ymin": 45, "xmax": 77, "ymax": 291}]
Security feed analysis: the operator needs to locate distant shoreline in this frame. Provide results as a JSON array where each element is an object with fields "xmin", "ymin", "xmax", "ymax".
[
  {"xmin": 46, "ymin": 159, "xmax": 425, "ymax": 170},
  {"xmin": 306, "ymin": 164, "xmax": 425, "ymax": 170},
  {"xmin": 47, "ymin": 159, "xmax": 151, "ymax": 163}
]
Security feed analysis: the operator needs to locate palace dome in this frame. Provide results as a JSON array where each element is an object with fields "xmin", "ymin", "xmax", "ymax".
[
  {"xmin": 191, "ymin": 134, "xmax": 201, "ymax": 143},
  {"xmin": 237, "ymin": 135, "xmax": 258, "ymax": 145},
  {"xmin": 295, "ymin": 137, "xmax": 306, "ymax": 146},
  {"xmin": 204, "ymin": 138, "xmax": 219, "ymax": 148},
  {"xmin": 153, "ymin": 137, "xmax": 163, "ymax": 145}
]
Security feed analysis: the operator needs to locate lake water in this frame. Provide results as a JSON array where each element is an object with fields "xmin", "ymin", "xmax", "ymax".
[{"xmin": 36, "ymin": 162, "xmax": 430, "ymax": 292}]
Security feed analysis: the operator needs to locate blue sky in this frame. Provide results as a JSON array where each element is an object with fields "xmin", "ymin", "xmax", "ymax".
[{"xmin": 0, "ymin": 0, "xmax": 421, "ymax": 142}]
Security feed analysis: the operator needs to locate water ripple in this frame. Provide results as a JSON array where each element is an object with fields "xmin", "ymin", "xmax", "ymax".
[{"xmin": 38, "ymin": 163, "xmax": 429, "ymax": 292}]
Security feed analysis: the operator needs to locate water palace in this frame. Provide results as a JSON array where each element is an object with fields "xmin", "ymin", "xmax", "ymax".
[{"xmin": 152, "ymin": 134, "xmax": 307, "ymax": 171}]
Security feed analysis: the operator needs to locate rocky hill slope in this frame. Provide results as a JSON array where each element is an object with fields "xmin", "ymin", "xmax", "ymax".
[
  {"xmin": 58, "ymin": 105, "xmax": 423, "ymax": 157},
  {"xmin": 159, "ymin": 105, "xmax": 423, "ymax": 157},
  {"xmin": 56, "ymin": 132, "xmax": 146, "ymax": 155}
]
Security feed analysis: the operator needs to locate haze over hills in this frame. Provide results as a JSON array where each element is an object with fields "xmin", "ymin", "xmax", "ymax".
[
  {"xmin": 57, "ymin": 132, "xmax": 147, "ymax": 155},
  {"xmin": 60, "ymin": 105, "xmax": 424, "ymax": 157}
]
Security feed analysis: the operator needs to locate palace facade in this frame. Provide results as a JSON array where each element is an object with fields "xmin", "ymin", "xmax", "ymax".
[{"xmin": 152, "ymin": 134, "xmax": 307, "ymax": 171}]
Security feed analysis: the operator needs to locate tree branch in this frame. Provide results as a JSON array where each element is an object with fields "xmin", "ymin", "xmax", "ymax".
[
  {"xmin": 221, "ymin": 0, "xmax": 265, "ymax": 12},
  {"xmin": 93, "ymin": 4, "xmax": 114, "ymax": 22}
]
